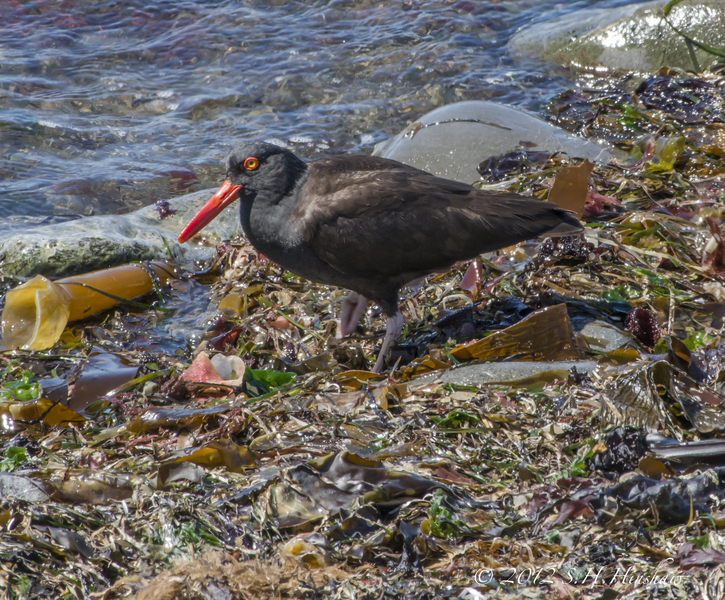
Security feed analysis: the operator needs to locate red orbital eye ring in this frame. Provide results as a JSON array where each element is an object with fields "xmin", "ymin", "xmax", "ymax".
[{"xmin": 244, "ymin": 157, "xmax": 259, "ymax": 170}]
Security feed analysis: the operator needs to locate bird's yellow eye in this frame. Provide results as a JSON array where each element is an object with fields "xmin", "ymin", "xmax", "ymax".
[{"xmin": 244, "ymin": 157, "xmax": 260, "ymax": 170}]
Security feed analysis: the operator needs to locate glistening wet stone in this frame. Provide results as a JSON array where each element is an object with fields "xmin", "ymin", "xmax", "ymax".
[
  {"xmin": 509, "ymin": 0, "xmax": 725, "ymax": 73},
  {"xmin": 0, "ymin": 188, "xmax": 239, "ymax": 277}
]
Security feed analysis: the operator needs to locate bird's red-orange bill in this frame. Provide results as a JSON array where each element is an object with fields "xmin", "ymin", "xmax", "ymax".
[{"xmin": 177, "ymin": 180, "xmax": 242, "ymax": 243}]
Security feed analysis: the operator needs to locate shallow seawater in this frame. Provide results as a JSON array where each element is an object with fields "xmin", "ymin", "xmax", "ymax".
[{"xmin": 1, "ymin": 0, "xmax": 633, "ymax": 231}]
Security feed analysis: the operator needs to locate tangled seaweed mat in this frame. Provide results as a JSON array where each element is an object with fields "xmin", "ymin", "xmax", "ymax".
[
  {"xmin": 4, "ymin": 67, "xmax": 725, "ymax": 599},
  {"xmin": 134, "ymin": 552, "xmax": 350, "ymax": 600}
]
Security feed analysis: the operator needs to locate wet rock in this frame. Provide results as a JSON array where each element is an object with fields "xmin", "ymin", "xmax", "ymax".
[
  {"xmin": 0, "ymin": 189, "xmax": 241, "ymax": 278},
  {"xmin": 509, "ymin": 0, "xmax": 725, "ymax": 73},
  {"xmin": 374, "ymin": 101, "xmax": 614, "ymax": 184},
  {"xmin": 580, "ymin": 320, "xmax": 634, "ymax": 353}
]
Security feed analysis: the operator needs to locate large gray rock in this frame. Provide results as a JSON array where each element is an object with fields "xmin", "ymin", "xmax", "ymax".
[
  {"xmin": 509, "ymin": 0, "xmax": 725, "ymax": 73},
  {"xmin": 0, "ymin": 189, "xmax": 241, "ymax": 278},
  {"xmin": 374, "ymin": 101, "xmax": 614, "ymax": 184}
]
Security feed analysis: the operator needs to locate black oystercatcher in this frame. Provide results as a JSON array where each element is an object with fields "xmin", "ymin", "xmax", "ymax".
[{"xmin": 179, "ymin": 142, "xmax": 583, "ymax": 372}]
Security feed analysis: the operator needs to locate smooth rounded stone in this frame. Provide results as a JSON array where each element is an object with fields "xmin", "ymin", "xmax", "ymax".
[
  {"xmin": 0, "ymin": 473, "xmax": 52, "ymax": 502},
  {"xmin": 415, "ymin": 360, "xmax": 598, "ymax": 387},
  {"xmin": 0, "ymin": 189, "xmax": 242, "ymax": 278},
  {"xmin": 509, "ymin": 0, "xmax": 725, "ymax": 73},
  {"xmin": 374, "ymin": 101, "xmax": 613, "ymax": 184},
  {"xmin": 580, "ymin": 320, "xmax": 635, "ymax": 353}
]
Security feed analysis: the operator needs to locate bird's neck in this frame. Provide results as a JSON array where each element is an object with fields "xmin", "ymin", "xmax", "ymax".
[
  {"xmin": 240, "ymin": 165, "xmax": 309, "ymax": 257},
  {"xmin": 257, "ymin": 153, "xmax": 308, "ymax": 204}
]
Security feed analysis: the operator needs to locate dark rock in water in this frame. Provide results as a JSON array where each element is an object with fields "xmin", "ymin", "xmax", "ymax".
[{"xmin": 509, "ymin": 0, "xmax": 725, "ymax": 73}]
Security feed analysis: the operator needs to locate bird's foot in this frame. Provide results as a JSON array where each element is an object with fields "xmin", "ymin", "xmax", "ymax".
[
  {"xmin": 337, "ymin": 292, "xmax": 369, "ymax": 339},
  {"xmin": 372, "ymin": 311, "xmax": 404, "ymax": 374}
]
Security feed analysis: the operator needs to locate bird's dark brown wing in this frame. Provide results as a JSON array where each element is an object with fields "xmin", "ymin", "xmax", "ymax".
[{"xmin": 291, "ymin": 155, "xmax": 582, "ymax": 281}]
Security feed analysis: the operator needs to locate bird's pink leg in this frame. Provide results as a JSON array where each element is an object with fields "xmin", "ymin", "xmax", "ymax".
[
  {"xmin": 372, "ymin": 311, "xmax": 404, "ymax": 373},
  {"xmin": 337, "ymin": 292, "xmax": 369, "ymax": 339}
]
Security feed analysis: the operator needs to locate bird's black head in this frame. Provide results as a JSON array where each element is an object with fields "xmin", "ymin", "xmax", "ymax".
[
  {"xmin": 178, "ymin": 141, "xmax": 307, "ymax": 243},
  {"xmin": 225, "ymin": 142, "xmax": 307, "ymax": 200}
]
